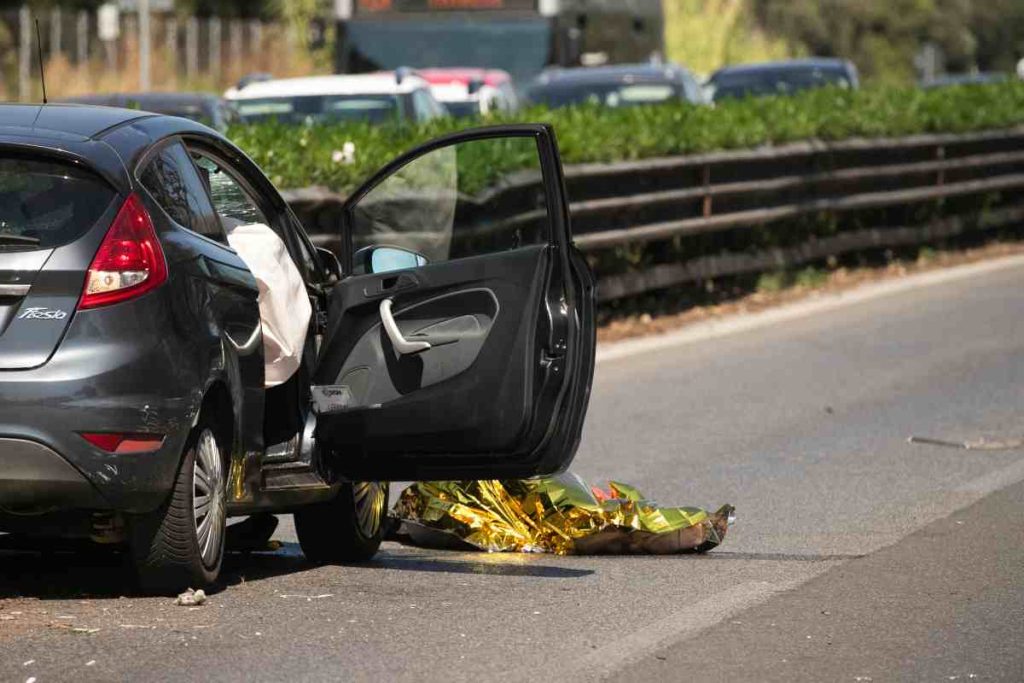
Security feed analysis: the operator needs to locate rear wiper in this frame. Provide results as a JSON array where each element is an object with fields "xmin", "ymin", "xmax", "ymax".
[{"xmin": 0, "ymin": 234, "xmax": 41, "ymax": 247}]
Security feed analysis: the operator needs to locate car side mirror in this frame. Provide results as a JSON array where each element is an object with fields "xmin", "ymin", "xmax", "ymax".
[
  {"xmin": 316, "ymin": 247, "xmax": 343, "ymax": 282},
  {"xmin": 353, "ymin": 246, "xmax": 427, "ymax": 275}
]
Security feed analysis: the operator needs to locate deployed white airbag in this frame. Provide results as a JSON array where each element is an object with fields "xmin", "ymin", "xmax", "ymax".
[{"xmin": 226, "ymin": 223, "xmax": 312, "ymax": 388}]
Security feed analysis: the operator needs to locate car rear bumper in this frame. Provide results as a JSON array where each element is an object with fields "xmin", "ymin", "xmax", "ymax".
[
  {"xmin": 0, "ymin": 292, "xmax": 205, "ymax": 515},
  {"xmin": 0, "ymin": 438, "xmax": 108, "ymax": 509}
]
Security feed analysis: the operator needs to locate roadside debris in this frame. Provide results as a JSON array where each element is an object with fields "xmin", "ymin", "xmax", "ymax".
[
  {"xmin": 908, "ymin": 435, "xmax": 1024, "ymax": 451},
  {"xmin": 49, "ymin": 622, "xmax": 101, "ymax": 635},
  {"xmin": 278, "ymin": 594, "xmax": 334, "ymax": 601},
  {"xmin": 175, "ymin": 589, "xmax": 207, "ymax": 607},
  {"xmin": 390, "ymin": 473, "xmax": 734, "ymax": 555}
]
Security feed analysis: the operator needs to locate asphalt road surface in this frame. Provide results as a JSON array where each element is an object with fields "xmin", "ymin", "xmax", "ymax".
[{"xmin": 4, "ymin": 257, "xmax": 1024, "ymax": 682}]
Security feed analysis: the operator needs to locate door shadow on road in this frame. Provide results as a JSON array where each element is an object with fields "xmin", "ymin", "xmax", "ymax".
[
  {"xmin": 363, "ymin": 552, "xmax": 595, "ymax": 579},
  {"xmin": 697, "ymin": 551, "xmax": 865, "ymax": 562}
]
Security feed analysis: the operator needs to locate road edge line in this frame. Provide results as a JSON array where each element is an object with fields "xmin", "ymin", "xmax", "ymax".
[
  {"xmin": 562, "ymin": 579, "xmax": 811, "ymax": 682},
  {"xmin": 596, "ymin": 253, "xmax": 1024, "ymax": 364}
]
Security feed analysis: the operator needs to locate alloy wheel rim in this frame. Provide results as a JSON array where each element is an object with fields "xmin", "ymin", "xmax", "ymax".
[
  {"xmin": 353, "ymin": 482, "xmax": 386, "ymax": 538},
  {"xmin": 193, "ymin": 429, "xmax": 226, "ymax": 568}
]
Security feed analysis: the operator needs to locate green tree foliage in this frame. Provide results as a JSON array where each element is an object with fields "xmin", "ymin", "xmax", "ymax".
[
  {"xmin": 749, "ymin": 0, "xmax": 1023, "ymax": 83},
  {"xmin": 967, "ymin": 0, "xmax": 1024, "ymax": 72}
]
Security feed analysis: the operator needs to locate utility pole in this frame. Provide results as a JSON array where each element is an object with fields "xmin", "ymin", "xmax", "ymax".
[
  {"xmin": 50, "ymin": 8, "xmax": 62, "ymax": 59},
  {"xmin": 139, "ymin": 0, "xmax": 151, "ymax": 91}
]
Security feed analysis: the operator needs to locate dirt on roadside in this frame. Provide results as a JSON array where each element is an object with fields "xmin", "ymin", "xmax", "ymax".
[{"xmin": 597, "ymin": 241, "xmax": 1024, "ymax": 343}]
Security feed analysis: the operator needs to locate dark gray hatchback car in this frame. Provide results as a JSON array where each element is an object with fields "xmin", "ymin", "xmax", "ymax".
[{"xmin": 0, "ymin": 104, "xmax": 595, "ymax": 592}]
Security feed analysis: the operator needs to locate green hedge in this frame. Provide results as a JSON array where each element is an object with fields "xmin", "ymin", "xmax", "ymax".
[{"xmin": 228, "ymin": 82, "xmax": 1024, "ymax": 195}]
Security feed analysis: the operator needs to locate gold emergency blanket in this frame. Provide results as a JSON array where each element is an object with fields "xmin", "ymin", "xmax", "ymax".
[{"xmin": 391, "ymin": 473, "xmax": 734, "ymax": 555}]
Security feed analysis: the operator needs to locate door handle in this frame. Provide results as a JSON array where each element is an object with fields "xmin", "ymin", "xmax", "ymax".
[
  {"xmin": 380, "ymin": 298, "xmax": 431, "ymax": 355},
  {"xmin": 364, "ymin": 273, "xmax": 418, "ymax": 298}
]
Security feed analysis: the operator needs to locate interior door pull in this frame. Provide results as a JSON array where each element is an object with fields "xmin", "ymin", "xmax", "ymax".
[{"xmin": 380, "ymin": 298, "xmax": 431, "ymax": 355}]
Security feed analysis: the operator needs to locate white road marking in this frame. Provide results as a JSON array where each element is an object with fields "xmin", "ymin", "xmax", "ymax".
[
  {"xmin": 597, "ymin": 253, "xmax": 1024, "ymax": 364},
  {"xmin": 954, "ymin": 457, "xmax": 1024, "ymax": 495},
  {"xmin": 561, "ymin": 578, "xmax": 816, "ymax": 682}
]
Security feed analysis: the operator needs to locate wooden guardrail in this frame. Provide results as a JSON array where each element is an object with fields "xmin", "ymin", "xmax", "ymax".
[{"xmin": 285, "ymin": 127, "xmax": 1024, "ymax": 303}]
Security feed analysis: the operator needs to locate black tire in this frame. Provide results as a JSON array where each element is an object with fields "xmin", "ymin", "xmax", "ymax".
[
  {"xmin": 295, "ymin": 482, "xmax": 388, "ymax": 563},
  {"xmin": 129, "ymin": 420, "xmax": 228, "ymax": 594}
]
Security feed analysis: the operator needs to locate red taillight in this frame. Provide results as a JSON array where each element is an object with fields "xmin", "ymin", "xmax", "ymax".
[
  {"xmin": 80, "ymin": 432, "xmax": 165, "ymax": 454},
  {"xmin": 79, "ymin": 193, "xmax": 168, "ymax": 310}
]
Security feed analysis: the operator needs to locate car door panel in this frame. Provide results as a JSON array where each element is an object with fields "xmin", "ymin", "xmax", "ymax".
[
  {"xmin": 314, "ymin": 243, "xmax": 547, "ymax": 452},
  {"xmin": 329, "ymin": 287, "xmax": 499, "ymax": 399},
  {"xmin": 314, "ymin": 125, "xmax": 595, "ymax": 481}
]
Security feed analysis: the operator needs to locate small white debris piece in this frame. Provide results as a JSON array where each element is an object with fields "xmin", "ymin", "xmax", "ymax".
[
  {"xmin": 175, "ymin": 588, "xmax": 207, "ymax": 607},
  {"xmin": 278, "ymin": 594, "xmax": 334, "ymax": 601},
  {"xmin": 26, "ymin": 677, "xmax": 37, "ymax": 683},
  {"xmin": 86, "ymin": 660, "xmax": 96, "ymax": 666},
  {"xmin": 22, "ymin": 660, "xmax": 34, "ymax": 667}
]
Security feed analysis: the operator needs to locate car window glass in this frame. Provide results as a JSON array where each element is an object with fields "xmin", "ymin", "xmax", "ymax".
[
  {"xmin": 351, "ymin": 136, "xmax": 548, "ymax": 266},
  {"xmin": 285, "ymin": 210, "xmax": 322, "ymax": 282},
  {"xmin": 234, "ymin": 95, "xmax": 400, "ymax": 125},
  {"xmin": 139, "ymin": 141, "xmax": 223, "ymax": 242},
  {"xmin": 0, "ymin": 155, "xmax": 115, "ymax": 251},
  {"xmin": 191, "ymin": 151, "xmax": 320, "ymax": 281},
  {"xmin": 193, "ymin": 154, "xmax": 269, "ymax": 232},
  {"xmin": 411, "ymin": 89, "xmax": 444, "ymax": 122}
]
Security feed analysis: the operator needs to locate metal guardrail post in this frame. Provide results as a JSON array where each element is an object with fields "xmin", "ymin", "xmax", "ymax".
[{"xmin": 701, "ymin": 164, "xmax": 712, "ymax": 218}]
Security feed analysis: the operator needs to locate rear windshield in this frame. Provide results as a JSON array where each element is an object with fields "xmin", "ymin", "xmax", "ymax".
[
  {"xmin": 235, "ymin": 95, "xmax": 401, "ymax": 125},
  {"xmin": 0, "ymin": 156, "xmax": 116, "ymax": 251},
  {"xmin": 529, "ymin": 81, "xmax": 681, "ymax": 109},
  {"xmin": 709, "ymin": 67, "xmax": 852, "ymax": 101}
]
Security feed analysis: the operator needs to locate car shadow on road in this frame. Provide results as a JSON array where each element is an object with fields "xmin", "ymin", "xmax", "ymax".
[
  {"xmin": 0, "ymin": 538, "xmax": 593, "ymax": 600},
  {"xmin": 0, "ymin": 536, "xmax": 312, "ymax": 600}
]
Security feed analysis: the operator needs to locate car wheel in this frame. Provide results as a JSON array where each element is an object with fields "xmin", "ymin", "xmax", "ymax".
[
  {"xmin": 130, "ymin": 423, "xmax": 228, "ymax": 594},
  {"xmin": 295, "ymin": 482, "xmax": 388, "ymax": 563}
]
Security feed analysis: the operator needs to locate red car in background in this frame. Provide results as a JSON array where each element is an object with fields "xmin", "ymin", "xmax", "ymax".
[{"xmin": 418, "ymin": 68, "xmax": 521, "ymax": 119}]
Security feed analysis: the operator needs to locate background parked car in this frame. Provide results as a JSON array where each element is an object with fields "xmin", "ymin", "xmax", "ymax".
[
  {"xmin": 418, "ymin": 68, "xmax": 520, "ymax": 119},
  {"xmin": 526, "ymin": 63, "xmax": 705, "ymax": 110},
  {"xmin": 922, "ymin": 72, "xmax": 1011, "ymax": 89},
  {"xmin": 706, "ymin": 58, "xmax": 859, "ymax": 102},
  {"xmin": 226, "ymin": 71, "xmax": 446, "ymax": 126},
  {"xmin": 59, "ymin": 92, "xmax": 238, "ymax": 132}
]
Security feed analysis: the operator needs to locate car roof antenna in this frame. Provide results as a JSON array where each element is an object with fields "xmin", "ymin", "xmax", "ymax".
[{"xmin": 35, "ymin": 19, "xmax": 47, "ymax": 104}]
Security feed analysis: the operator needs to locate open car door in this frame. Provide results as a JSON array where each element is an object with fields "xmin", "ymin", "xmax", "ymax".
[{"xmin": 312, "ymin": 124, "xmax": 595, "ymax": 481}]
